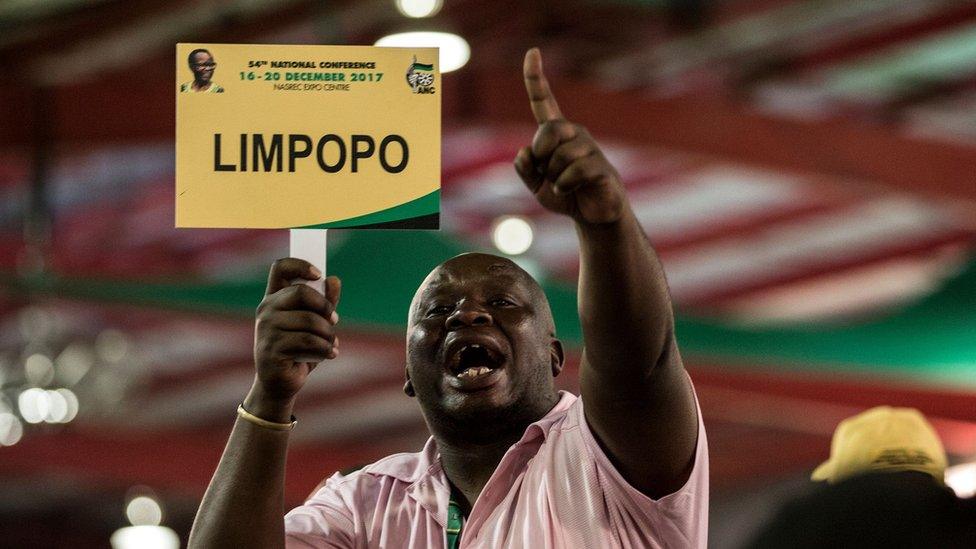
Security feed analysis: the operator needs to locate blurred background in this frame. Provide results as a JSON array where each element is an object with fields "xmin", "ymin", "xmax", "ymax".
[{"xmin": 1, "ymin": 0, "xmax": 976, "ymax": 547}]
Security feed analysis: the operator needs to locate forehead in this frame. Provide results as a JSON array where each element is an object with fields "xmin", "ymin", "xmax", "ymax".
[
  {"xmin": 423, "ymin": 261, "xmax": 524, "ymax": 293},
  {"xmin": 417, "ymin": 255, "xmax": 540, "ymax": 299},
  {"xmin": 191, "ymin": 52, "xmax": 212, "ymax": 62}
]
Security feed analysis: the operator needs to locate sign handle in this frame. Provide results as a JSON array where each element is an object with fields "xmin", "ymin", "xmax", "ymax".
[{"xmin": 289, "ymin": 229, "xmax": 327, "ymax": 295}]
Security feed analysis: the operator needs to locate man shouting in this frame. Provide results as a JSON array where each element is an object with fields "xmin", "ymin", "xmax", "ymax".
[{"xmin": 189, "ymin": 48, "xmax": 707, "ymax": 549}]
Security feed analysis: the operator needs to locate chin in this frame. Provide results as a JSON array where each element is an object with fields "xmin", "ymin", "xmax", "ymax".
[
  {"xmin": 444, "ymin": 390, "xmax": 511, "ymax": 416},
  {"xmin": 441, "ymin": 387, "xmax": 537, "ymax": 431}
]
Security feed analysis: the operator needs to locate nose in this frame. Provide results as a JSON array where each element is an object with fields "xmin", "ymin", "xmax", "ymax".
[{"xmin": 446, "ymin": 301, "xmax": 492, "ymax": 330}]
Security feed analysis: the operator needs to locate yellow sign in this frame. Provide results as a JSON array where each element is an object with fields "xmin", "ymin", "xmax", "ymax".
[{"xmin": 176, "ymin": 44, "xmax": 440, "ymax": 229}]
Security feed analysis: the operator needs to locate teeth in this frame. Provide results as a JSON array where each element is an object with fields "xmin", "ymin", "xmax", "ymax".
[{"xmin": 456, "ymin": 366, "xmax": 492, "ymax": 379}]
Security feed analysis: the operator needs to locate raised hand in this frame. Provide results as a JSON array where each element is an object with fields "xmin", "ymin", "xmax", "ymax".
[
  {"xmin": 514, "ymin": 48, "xmax": 627, "ymax": 225},
  {"xmin": 250, "ymin": 258, "xmax": 341, "ymax": 416}
]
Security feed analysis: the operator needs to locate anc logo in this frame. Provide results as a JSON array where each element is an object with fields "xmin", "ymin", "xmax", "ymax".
[{"xmin": 406, "ymin": 56, "xmax": 436, "ymax": 94}]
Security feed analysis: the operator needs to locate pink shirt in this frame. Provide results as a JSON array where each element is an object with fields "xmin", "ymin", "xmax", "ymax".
[{"xmin": 285, "ymin": 390, "xmax": 708, "ymax": 548}]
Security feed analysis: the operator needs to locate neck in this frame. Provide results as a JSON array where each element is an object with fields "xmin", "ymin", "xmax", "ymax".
[
  {"xmin": 438, "ymin": 433, "xmax": 521, "ymax": 513},
  {"xmin": 432, "ymin": 391, "xmax": 561, "ymax": 511},
  {"xmin": 193, "ymin": 80, "xmax": 210, "ymax": 91}
]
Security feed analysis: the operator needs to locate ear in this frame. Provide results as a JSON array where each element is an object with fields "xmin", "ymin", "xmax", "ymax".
[
  {"xmin": 549, "ymin": 339, "xmax": 565, "ymax": 377},
  {"xmin": 403, "ymin": 368, "xmax": 416, "ymax": 397}
]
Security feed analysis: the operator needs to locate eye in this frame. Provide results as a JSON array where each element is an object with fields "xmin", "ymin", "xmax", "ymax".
[
  {"xmin": 425, "ymin": 304, "xmax": 453, "ymax": 317},
  {"xmin": 490, "ymin": 297, "xmax": 516, "ymax": 307}
]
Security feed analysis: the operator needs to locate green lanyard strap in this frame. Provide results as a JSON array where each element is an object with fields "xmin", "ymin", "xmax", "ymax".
[{"xmin": 446, "ymin": 500, "xmax": 464, "ymax": 549}]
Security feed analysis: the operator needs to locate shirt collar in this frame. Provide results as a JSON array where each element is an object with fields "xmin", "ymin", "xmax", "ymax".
[
  {"xmin": 367, "ymin": 391, "xmax": 577, "ymax": 528},
  {"xmin": 518, "ymin": 390, "xmax": 576, "ymax": 444}
]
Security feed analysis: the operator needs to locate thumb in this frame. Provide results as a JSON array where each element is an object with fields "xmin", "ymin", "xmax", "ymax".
[
  {"xmin": 325, "ymin": 276, "xmax": 342, "ymax": 308},
  {"xmin": 266, "ymin": 258, "xmax": 321, "ymax": 295}
]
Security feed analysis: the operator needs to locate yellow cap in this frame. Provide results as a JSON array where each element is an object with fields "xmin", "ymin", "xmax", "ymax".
[{"xmin": 811, "ymin": 406, "xmax": 947, "ymax": 484}]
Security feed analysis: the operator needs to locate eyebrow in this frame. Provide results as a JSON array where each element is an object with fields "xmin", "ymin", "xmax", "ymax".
[{"xmin": 420, "ymin": 276, "xmax": 527, "ymax": 303}]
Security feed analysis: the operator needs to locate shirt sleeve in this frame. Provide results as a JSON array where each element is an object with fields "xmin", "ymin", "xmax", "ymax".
[
  {"xmin": 284, "ymin": 473, "xmax": 358, "ymax": 549},
  {"xmin": 573, "ymin": 378, "xmax": 709, "ymax": 547}
]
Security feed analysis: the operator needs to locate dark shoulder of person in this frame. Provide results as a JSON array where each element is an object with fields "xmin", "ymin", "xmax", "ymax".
[{"xmin": 745, "ymin": 471, "xmax": 976, "ymax": 549}]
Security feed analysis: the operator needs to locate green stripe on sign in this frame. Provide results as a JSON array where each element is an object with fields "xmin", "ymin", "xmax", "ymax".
[
  {"xmin": 296, "ymin": 189, "xmax": 440, "ymax": 229},
  {"xmin": 412, "ymin": 63, "xmax": 434, "ymax": 72}
]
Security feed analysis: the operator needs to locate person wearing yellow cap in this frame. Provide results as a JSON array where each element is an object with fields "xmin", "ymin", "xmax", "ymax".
[
  {"xmin": 811, "ymin": 405, "xmax": 948, "ymax": 484},
  {"xmin": 747, "ymin": 406, "xmax": 976, "ymax": 548}
]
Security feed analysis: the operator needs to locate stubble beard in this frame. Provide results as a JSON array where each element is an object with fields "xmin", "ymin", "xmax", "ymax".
[{"xmin": 423, "ymin": 365, "xmax": 556, "ymax": 446}]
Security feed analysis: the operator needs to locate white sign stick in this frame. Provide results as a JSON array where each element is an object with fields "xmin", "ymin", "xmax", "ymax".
[{"xmin": 289, "ymin": 229, "xmax": 328, "ymax": 295}]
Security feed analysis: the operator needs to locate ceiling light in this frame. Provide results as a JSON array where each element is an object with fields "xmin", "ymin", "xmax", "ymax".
[
  {"xmin": 56, "ymin": 342, "xmax": 95, "ymax": 386},
  {"xmin": 57, "ymin": 388, "xmax": 79, "ymax": 423},
  {"xmin": 492, "ymin": 216, "xmax": 534, "ymax": 256},
  {"xmin": 96, "ymin": 329, "xmax": 130, "ymax": 363},
  {"xmin": 18, "ymin": 388, "xmax": 49, "ymax": 424},
  {"xmin": 375, "ymin": 31, "xmax": 470, "ymax": 73},
  {"xmin": 0, "ymin": 413, "xmax": 23, "ymax": 446},
  {"xmin": 110, "ymin": 525, "xmax": 179, "ymax": 549},
  {"xmin": 25, "ymin": 354, "xmax": 54, "ymax": 386},
  {"xmin": 126, "ymin": 495, "xmax": 163, "ymax": 526},
  {"xmin": 43, "ymin": 389, "xmax": 68, "ymax": 423},
  {"xmin": 395, "ymin": 0, "xmax": 443, "ymax": 18}
]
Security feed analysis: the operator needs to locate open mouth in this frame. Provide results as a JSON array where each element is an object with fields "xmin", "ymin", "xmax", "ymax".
[{"xmin": 449, "ymin": 344, "xmax": 504, "ymax": 380}]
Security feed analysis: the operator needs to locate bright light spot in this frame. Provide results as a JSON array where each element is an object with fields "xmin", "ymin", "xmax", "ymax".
[
  {"xmin": 0, "ymin": 412, "xmax": 23, "ymax": 446},
  {"xmin": 25, "ymin": 353, "xmax": 54, "ymax": 386},
  {"xmin": 56, "ymin": 388, "xmax": 79, "ymax": 423},
  {"xmin": 43, "ymin": 389, "xmax": 68, "ymax": 423},
  {"xmin": 110, "ymin": 525, "xmax": 179, "ymax": 549},
  {"xmin": 126, "ymin": 495, "xmax": 163, "ymax": 526},
  {"xmin": 375, "ymin": 32, "xmax": 470, "ymax": 73},
  {"xmin": 56, "ymin": 342, "xmax": 95, "ymax": 386},
  {"xmin": 491, "ymin": 216, "xmax": 534, "ymax": 255},
  {"xmin": 945, "ymin": 462, "xmax": 976, "ymax": 498},
  {"xmin": 96, "ymin": 329, "xmax": 130, "ymax": 363},
  {"xmin": 18, "ymin": 388, "xmax": 50, "ymax": 424},
  {"xmin": 395, "ymin": 0, "xmax": 442, "ymax": 18},
  {"xmin": 18, "ymin": 307, "xmax": 53, "ymax": 341}
]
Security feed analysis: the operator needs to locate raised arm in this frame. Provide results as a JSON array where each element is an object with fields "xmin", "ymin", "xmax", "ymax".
[
  {"xmin": 514, "ymin": 48, "xmax": 698, "ymax": 499},
  {"xmin": 188, "ymin": 259, "xmax": 341, "ymax": 548}
]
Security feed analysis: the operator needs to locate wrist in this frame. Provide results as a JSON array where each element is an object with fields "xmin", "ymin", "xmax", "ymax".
[
  {"xmin": 574, "ymin": 207, "xmax": 633, "ymax": 237},
  {"xmin": 243, "ymin": 382, "xmax": 296, "ymax": 424}
]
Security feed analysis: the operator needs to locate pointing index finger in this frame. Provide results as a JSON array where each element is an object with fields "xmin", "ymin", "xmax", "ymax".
[{"xmin": 523, "ymin": 48, "xmax": 563, "ymax": 124}]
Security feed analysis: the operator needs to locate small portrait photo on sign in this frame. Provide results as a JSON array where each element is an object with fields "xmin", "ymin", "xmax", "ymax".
[{"xmin": 181, "ymin": 48, "xmax": 225, "ymax": 93}]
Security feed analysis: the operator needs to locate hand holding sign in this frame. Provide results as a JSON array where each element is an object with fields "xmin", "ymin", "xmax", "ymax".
[
  {"xmin": 514, "ymin": 48, "xmax": 627, "ymax": 225},
  {"xmin": 249, "ymin": 259, "xmax": 341, "ymax": 415}
]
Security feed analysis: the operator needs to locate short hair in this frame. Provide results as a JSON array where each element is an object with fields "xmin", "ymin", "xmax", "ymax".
[{"xmin": 188, "ymin": 48, "xmax": 212, "ymax": 65}]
